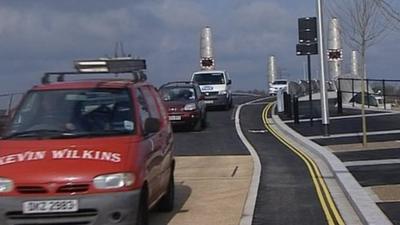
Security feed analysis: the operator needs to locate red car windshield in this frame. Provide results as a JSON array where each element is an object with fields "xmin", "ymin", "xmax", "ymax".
[
  {"xmin": 3, "ymin": 88, "xmax": 135, "ymax": 139},
  {"xmin": 160, "ymin": 87, "xmax": 196, "ymax": 102}
]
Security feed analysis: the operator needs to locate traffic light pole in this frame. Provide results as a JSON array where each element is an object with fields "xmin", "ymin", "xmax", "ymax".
[
  {"xmin": 307, "ymin": 55, "xmax": 313, "ymax": 125},
  {"xmin": 317, "ymin": 0, "xmax": 330, "ymax": 136},
  {"xmin": 296, "ymin": 17, "xmax": 317, "ymax": 126}
]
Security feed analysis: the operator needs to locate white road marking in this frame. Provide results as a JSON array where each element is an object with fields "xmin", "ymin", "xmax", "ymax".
[
  {"xmin": 309, "ymin": 129, "xmax": 400, "ymax": 140},
  {"xmin": 343, "ymin": 159, "xmax": 400, "ymax": 167},
  {"xmin": 245, "ymin": 102, "xmax": 271, "ymax": 105},
  {"xmin": 248, "ymin": 129, "xmax": 268, "ymax": 134}
]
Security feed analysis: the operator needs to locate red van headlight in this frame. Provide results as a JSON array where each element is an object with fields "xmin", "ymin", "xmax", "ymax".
[
  {"xmin": 93, "ymin": 173, "xmax": 135, "ymax": 190},
  {"xmin": 0, "ymin": 177, "xmax": 14, "ymax": 192}
]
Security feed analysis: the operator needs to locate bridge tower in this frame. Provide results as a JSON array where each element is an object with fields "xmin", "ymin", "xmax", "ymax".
[{"xmin": 200, "ymin": 26, "xmax": 215, "ymax": 70}]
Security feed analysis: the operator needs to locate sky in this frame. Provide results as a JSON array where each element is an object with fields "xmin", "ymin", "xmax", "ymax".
[{"xmin": 0, "ymin": 0, "xmax": 399, "ymax": 93}]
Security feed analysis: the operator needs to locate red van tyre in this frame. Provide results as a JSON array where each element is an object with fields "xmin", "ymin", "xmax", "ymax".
[
  {"xmin": 136, "ymin": 188, "xmax": 149, "ymax": 225},
  {"xmin": 157, "ymin": 172, "xmax": 175, "ymax": 212}
]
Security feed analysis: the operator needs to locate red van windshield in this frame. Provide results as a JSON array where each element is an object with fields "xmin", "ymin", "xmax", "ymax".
[{"xmin": 3, "ymin": 89, "xmax": 135, "ymax": 139}]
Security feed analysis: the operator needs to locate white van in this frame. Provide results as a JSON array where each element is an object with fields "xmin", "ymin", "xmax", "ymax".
[
  {"xmin": 191, "ymin": 70, "xmax": 232, "ymax": 109},
  {"xmin": 269, "ymin": 79, "xmax": 288, "ymax": 96}
]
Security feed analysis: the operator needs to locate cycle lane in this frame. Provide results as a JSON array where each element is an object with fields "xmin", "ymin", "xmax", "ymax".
[{"xmin": 239, "ymin": 101, "xmax": 345, "ymax": 225}]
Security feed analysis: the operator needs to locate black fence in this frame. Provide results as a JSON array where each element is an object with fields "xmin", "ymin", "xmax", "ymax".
[{"xmin": 337, "ymin": 78, "xmax": 400, "ymax": 110}]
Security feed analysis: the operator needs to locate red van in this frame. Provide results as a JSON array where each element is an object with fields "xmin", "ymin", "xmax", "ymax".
[{"xmin": 0, "ymin": 58, "xmax": 175, "ymax": 225}]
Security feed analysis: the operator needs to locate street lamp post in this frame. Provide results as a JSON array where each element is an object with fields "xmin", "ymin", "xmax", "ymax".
[{"xmin": 316, "ymin": 0, "xmax": 330, "ymax": 136}]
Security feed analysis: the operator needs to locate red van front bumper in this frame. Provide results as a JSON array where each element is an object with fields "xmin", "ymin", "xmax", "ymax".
[{"xmin": 0, "ymin": 190, "xmax": 141, "ymax": 225}]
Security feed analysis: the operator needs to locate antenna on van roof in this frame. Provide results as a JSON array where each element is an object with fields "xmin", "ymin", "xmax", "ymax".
[{"xmin": 114, "ymin": 41, "xmax": 127, "ymax": 58}]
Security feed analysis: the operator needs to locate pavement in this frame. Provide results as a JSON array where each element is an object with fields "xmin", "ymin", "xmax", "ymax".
[
  {"xmin": 274, "ymin": 95, "xmax": 400, "ymax": 225},
  {"xmin": 150, "ymin": 156, "xmax": 253, "ymax": 225}
]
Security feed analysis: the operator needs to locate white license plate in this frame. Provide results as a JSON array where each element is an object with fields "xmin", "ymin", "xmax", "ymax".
[
  {"xmin": 23, "ymin": 199, "xmax": 78, "ymax": 214},
  {"xmin": 205, "ymin": 100, "xmax": 214, "ymax": 104},
  {"xmin": 169, "ymin": 115, "xmax": 182, "ymax": 121}
]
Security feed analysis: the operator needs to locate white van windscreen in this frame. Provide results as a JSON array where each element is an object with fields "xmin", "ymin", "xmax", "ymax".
[
  {"xmin": 193, "ymin": 73, "xmax": 224, "ymax": 85},
  {"xmin": 273, "ymin": 80, "xmax": 287, "ymax": 85}
]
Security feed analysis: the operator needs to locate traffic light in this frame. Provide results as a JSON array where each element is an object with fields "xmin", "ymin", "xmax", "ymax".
[
  {"xmin": 296, "ymin": 43, "xmax": 318, "ymax": 55},
  {"xmin": 297, "ymin": 17, "xmax": 318, "ymax": 56},
  {"xmin": 298, "ymin": 17, "xmax": 317, "ymax": 43},
  {"xmin": 201, "ymin": 58, "xmax": 214, "ymax": 69},
  {"xmin": 328, "ymin": 49, "xmax": 342, "ymax": 61}
]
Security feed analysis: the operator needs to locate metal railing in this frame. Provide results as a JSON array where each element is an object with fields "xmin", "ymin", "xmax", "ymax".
[{"xmin": 337, "ymin": 78, "xmax": 400, "ymax": 110}]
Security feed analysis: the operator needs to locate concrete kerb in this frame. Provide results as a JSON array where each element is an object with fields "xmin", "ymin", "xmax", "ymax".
[{"xmin": 270, "ymin": 105, "xmax": 392, "ymax": 225}]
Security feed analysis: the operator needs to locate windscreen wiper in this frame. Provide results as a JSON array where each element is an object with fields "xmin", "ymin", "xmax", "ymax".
[
  {"xmin": 48, "ymin": 130, "xmax": 132, "ymax": 139},
  {"xmin": 2, "ymin": 129, "xmax": 71, "ymax": 139}
]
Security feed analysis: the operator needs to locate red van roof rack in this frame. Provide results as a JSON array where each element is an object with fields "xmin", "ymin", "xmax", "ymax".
[{"xmin": 41, "ymin": 57, "xmax": 147, "ymax": 84}]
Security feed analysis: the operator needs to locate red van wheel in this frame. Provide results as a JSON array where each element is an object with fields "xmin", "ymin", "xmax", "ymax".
[
  {"xmin": 157, "ymin": 172, "xmax": 175, "ymax": 212},
  {"xmin": 136, "ymin": 188, "xmax": 149, "ymax": 225}
]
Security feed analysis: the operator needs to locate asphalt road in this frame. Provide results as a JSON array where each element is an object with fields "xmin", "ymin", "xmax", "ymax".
[{"xmin": 173, "ymin": 95, "xmax": 256, "ymax": 156}]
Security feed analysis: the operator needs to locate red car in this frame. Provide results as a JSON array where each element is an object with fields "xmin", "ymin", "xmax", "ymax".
[
  {"xmin": 0, "ymin": 58, "xmax": 174, "ymax": 225},
  {"xmin": 159, "ymin": 81, "xmax": 207, "ymax": 131}
]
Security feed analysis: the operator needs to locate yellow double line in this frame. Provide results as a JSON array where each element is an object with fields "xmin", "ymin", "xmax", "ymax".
[{"xmin": 262, "ymin": 103, "xmax": 344, "ymax": 225}]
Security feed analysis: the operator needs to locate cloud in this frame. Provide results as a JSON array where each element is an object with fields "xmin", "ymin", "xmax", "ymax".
[{"xmin": 0, "ymin": 0, "xmax": 397, "ymax": 93}]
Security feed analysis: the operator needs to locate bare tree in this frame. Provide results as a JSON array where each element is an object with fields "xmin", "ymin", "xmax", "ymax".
[
  {"xmin": 374, "ymin": 0, "xmax": 400, "ymax": 30},
  {"xmin": 328, "ymin": 0, "xmax": 400, "ymax": 76},
  {"xmin": 328, "ymin": 0, "xmax": 390, "ymax": 77},
  {"xmin": 328, "ymin": 0, "xmax": 400, "ymax": 147}
]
